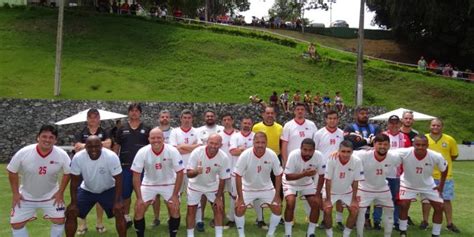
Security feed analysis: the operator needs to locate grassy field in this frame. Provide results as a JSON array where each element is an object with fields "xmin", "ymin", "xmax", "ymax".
[
  {"xmin": 0, "ymin": 6, "xmax": 473, "ymax": 141},
  {"xmin": 1, "ymin": 162, "xmax": 473, "ymax": 236}
]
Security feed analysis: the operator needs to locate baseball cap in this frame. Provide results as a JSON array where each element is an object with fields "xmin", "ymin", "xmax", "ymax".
[{"xmin": 388, "ymin": 115, "xmax": 400, "ymax": 121}]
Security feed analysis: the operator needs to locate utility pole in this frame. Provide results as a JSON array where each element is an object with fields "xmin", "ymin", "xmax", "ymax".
[
  {"xmin": 205, "ymin": 0, "xmax": 209, "ymax": 22},
  {"xmin": 329, "ymin": 0, "xmax": 335, "ymax": 27},
  {"xmin": 355, "ymin": 0, "xmax": 365, "ymax": 106},
  {"xmin": 54, "ymin": 0, "xmax": 65, "ymax": 96}
]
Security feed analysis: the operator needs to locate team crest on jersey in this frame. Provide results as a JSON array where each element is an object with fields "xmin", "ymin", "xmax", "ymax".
[
  {"xmin": 98, "ymin": 134, "xmax": 103, "ymax": 138},
  {"xmin": 99, "ymin": 167, "xmax": 106, "ymax": 174},
  {"xmin": 226, "ymin": 168, "xmax": 231, "ymax": 173},
  {"xmin": 348, "ymin": 168, "xmax": 353, "ymax": 171},
  {"xmin": 442, "ymin": 142, "xmax": 447, "ymax": 148},
  {"xmin": 140, "ymin": 129, "xmax": 145, "ymax": 134},
  {"xmin": 322, "ymin": 165, "xmax": 326, "ymax": 168},
  {"xmin": 179, "ymin": 160, "xmax": 184, "ymax": 165},
  {"xmin": 425, "ymin": 163, "xmax": 432, "ymax": 166}
]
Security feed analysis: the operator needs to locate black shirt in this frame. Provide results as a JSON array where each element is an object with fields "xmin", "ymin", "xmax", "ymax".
[
  {"xmin": 74, "ymin": 126, "xmax": 110, "ymax": 143},
  {"xmin": 115, "ymin": 122, "xmax": 150, "ymax": 165},
  {"xmin": 402, "ymin": 129, "xmax": 419, "ymax": 146},
  {"xmin": 343, "ymin": 122, "xmax": 380, "ymax": 150}
]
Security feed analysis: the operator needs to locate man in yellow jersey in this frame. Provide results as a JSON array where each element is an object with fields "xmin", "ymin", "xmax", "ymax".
[{"xmin": 421, "ymin": 118, "xmax": 460, "ymax": 233}]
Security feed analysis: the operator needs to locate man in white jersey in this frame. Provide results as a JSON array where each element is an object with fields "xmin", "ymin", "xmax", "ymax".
[
  {"xmin": 131, "ymin": 128, "xmax": 184, "ymax": 237},
  {"xmin": 283, "ymin": 138, "xmax": 325, "ymax": 237},
  {"xmin": 398, "ymin": 135, "xmax": 448, "ymax": 237},
  {"xmin": 8, "ymin": 125, "xmax": 71, "ymax": 237},
  {"xmin": 323, "ymin": 140, "xmax": 363, "ymax": 237},
  {"xmin": 65, "ymin": 135, "xmax": 126, "ymax": 237},
  {"xmin": 234, "ymin": 132, "xmax": 283, "ymax": 237},
  {"xmin": 152, "ymin": 109, "xmax": 175, "ymax": 227},
  {"xmin": 354, "ymin": 134, "xmax": 402, "ymax": 237},
  {"xmin": 186, "ymin": 134, "xmax": 231, "ymax": 237}
]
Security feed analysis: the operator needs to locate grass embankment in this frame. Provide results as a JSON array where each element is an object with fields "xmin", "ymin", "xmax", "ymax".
[{"xmin": 0, "ymin": 7, "xmax": 473, "ymax": 140}]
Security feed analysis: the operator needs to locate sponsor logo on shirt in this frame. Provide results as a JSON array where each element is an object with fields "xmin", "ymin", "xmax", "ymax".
[
  {"xmin": 99, "ymin": 167, "xmax": 106, "ymax": 174},
  {"xmin": 140, "ymin": 129, "xmax": 145, "ymax": 134},
  {"xmin": 442, "ymin": 142, "xmax": 447, "ymax": 148},
  {"xmin": 123, "ymin": 130, "xmax": 130, "ymax": 134},
  {"xmin": 360, "ymin": 171, "xmax": 364, "ymax": 175},
  {"xmin": 425, "ymin": 163, "xmax": 432, "ymax": 166}
]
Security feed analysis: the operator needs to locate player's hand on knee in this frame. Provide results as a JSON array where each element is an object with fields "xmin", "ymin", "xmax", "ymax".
[
  {"xmin": 12, "ymin": 193, "xmax": 23, "ymax": 208},
  {"xmin": 323, "ymin": 199, "xmax": 332, "ymax": 210},
  {"xmin": 271, "ymin": 196, "xmax": 281, "ymax": 206},
  {"xmin": 52, "ymin": 191, "xmax": 65, "ymax": 208},
  {"xmin": 213, "ymin": 196, "xmax": 224, "ymax": 211},
  {"xmin": 168, "ymin": 195, "xmax": 180, "ymax": 213}
]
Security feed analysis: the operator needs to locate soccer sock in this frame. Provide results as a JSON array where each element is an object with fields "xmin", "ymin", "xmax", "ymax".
[
  {"xmin": 399, "ymin": 219, "xmax": 408, "ymax": 231},
  {"xmin": 124, "ymin": 214, "xmax": 132, "ymax": 222},
  {"xmin": 432, "ymin": 223, "xmax": 442, "ymax": 235},
  {"xmin": 169, "ymin": 217, "xmax": 180, "ymax": 237},
  {"xmin": 356, "ymin": 207, "xmax": 367, "ymax": 237},
  {"xmin": 284, "ymin": 221, "xmax": 293, "ymax": 235},
  {"xmin": 325, "ymin": 228, "xmax": 333, "ymax": 237},
  {"xmin": 134, "ymin": 218, "xmax": 145, "ymax": 237},
  {"xmin": 12, "ymin": 227, "xmax": 28, "ymax": 237},
  {"xmin": 303, "ymin": 200, "xmax": 311, "ymax": 217},
  {"xmin": 50, "ymin": 223, "xmax": 64, "ymax": 237},
  {"xmin": 343, "ymin": 227, "xmax": 352, "ymax": 237},
  {"xmin": 215, "ymin": 226, "xmax": 223, "ymax": 237},
  {"xmin": 196, "ymin": 204, "xmax": 203, "ymax": 223},
  {"xmin": 383, "ymin": 207, "xmax": 394, "ymax": 237},
  {"xmin": 228, "ymin": 198, "xmax": 235, "ymax": 221},
  {"xmin": 187, "ymin": 228, "xmax": 194, "ymax": 237},
  {"xmin": 267, "ymin": 213, "xmax": 281, "ymax": 235},
  {"xmin": 234, "ymin": 215, "xmax": 245, "ymax": 237},
  {"xmin": 336, "ymin": 211, "xmax": 343, "ymax": 223},
  {"xmin": 307, "ymin": 222, "xmax": 317, "ymax": 236},
  {"xmin": 253, "ymin": 200, "xmax": 264, "ymax": 221}
]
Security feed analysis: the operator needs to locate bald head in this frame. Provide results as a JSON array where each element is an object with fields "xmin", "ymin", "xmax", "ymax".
[
  {"xmin": 206, "ymin": 134, "xmax": 222, "ymax": 157},
  {"xmin": 149, "ymin": 127, "xmax": 164, "ymax": 151}
]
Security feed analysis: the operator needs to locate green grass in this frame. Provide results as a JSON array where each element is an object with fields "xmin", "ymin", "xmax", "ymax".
[
  {"xmin": 1, "ymin": 162, "xmax": 474, "ymax": 236},
  {"xmin": 0, "ymin": 7, "xmax": 473, "ymax": 141}
]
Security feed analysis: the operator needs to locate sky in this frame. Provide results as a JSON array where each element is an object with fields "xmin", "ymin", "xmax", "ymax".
[{"xmin": 239, "ymin": 0, "xmax": 381, "ymax": 29}]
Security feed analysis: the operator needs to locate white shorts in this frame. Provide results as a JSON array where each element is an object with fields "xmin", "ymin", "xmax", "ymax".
[
  {"xmin": 358, "ymin": 189, "xmax": 393, "ymax": 208},
  {"xmin": 10, "ymin": 199, "xmax": 65, "ymax": 224},
  {"xmin": 187, "ymin": 188, "xmax": 217, "ymax": 206},
  {"xmin": 399, "ymin": 186, "xmax": 443, "ymax": 203},
  {"xmin": 243, "ymin": 189, "xmax": 276, "ymax": 207},
  {"xmin": 324, "ymin": 192, "xmax": 353, "ymax": 206},
  {"xmin": 283, "ymin": 185, "xmax": 316, "ymax": 198},
  {"xmin": 141, "ymin": 185, "xmax": 175, "ymax": 203}
]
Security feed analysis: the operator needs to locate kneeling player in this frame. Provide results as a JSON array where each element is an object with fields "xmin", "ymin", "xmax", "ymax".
[
  {"xmin": 283, "ymin": 138, "xmax": 325, "ymax": 237},
  {"xmin": 323, "ymin": 140, "xmax": 363, "ymax": 237}
]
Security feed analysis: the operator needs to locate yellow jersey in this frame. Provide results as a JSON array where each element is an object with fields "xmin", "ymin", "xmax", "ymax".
[
  {"xmin": 252, "ymin": 122, "xmax": 283, "ymax": 155},
  {"xmin": 426, "ymin": 133, "xmax": 458, "ymax": 180}
]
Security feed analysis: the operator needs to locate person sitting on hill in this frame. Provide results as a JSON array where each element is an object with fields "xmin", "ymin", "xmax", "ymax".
[
  {"xmin": 322, "ymin": 92, "xmax": 331, "ymax": 111},
  {"xmin": 308, "ymin": 43, "xmax": 319, "ymax": 60},
  {"xmin": 249, "ymin": 94, "xmax": 267, "ymax": 109},
  {"xmin": 304, "ymin": 90, "xmax": 314, "ymax": 114},
  {"xmin": 269, "ymin": 91, "xmax": 279, "ymax": 109},
  {"xmin": 313, "ymin": 92, "xmax": 322, "ymax": 108},
  {"xmin": 334, "ymin": 91, "xmax": 345, "ymax": 112},
  {"xmin": 417, "ymin": 56, "xmax": 427, "ymax": 71},
  {"xmin": 292, "ymin": 90, "xmax": 302, "ymax": 108},
  {"xmin": 280, "ymin": 90, "xmax": 290, "ymax": 113},
  {"xmin": 120, "ymin": 1, "xmax": 130, "ymax": 14}
]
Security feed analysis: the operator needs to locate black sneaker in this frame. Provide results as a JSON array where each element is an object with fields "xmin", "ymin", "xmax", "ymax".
[
  {"xmin": 196, "ymin": 222, "xmax": 205, "ymax": 232},
  {"xmin": 432, "ymin": 235, "xmax": 440, "ymax": 237},
  {"xmin": 126, "ymin": 220, "xmax": 133, "ymax": 229},
  {"xmin": 394, "ymin": 223, "xmax": 400, "ymax": 231},
  {"xmin": 256, "ymin": 221, "xmax": 269, "ymax": 230},
  {"xmin": 225, "ymin": 221, "xmax": 235, "ymax": 228},
  {"xmin": 337, "ymin": 222, "xmax": 344, "ymax": 231},
  {"xmin": 400, "ymin": 230, "xmax": 407, "ymax": 237},
  {"xmin": 373, "ymin": 221, "xmax": 382, "ymax": 230},
  {"xmin": 308, "ymin": 234, "xmax": 315, "ymax": 237},
  {"xmin": 364, "ymin": 219, "xmax": 372, "ymax": 230},
  {"xmin": 318, "ymin": 221, "xmax": 326, "ymax": 229},
  {"xmin": 407, "ymin": 216, "xmax": 415, "ymax": 226},
  {"xmin": 447, "ymin": 223, "xmax": 461, "ymax": 233},
  {"xmin": 419, "ymin": 221, "xmax": 429, "ymax": 230},
  {"xmin": 151, "ymin": 219, "xmax": 160, "ymax": 227}
]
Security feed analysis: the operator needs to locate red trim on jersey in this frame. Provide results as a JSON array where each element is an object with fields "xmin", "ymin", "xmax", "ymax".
[
  {"xmin": 10, "ymin": 217, "xmax": 37, "ymax": 225},
  {"xmin": 142, "ymin": 183, "xmax": 175, "ymax": 187},
  {"xmin": 373, "ymin": 152, "xmax": 386, "ymax": 163},
  {"xmin": 241, "ymin": 131, "xmax": 252, "ymax": 137},
  {"xmin": 152, "ymin": 145, "xmax": 165, "ymax": 156},
  {"xmin": 294, "ymin": 118, "xmax": 305, "ymax": 125},
  {"xmin": 414, "ymin": 150, "xmax": 427, "ymax": 161},
  {"xmin": 338, "ymin": 156, "xmax": 350, "ymax": 166},
  {"xmin": 180, "ymin": 127, "xmax": 192, "ymax": 133},
  {"xmin": 358, "ymin": 188, "xmax": 390, "ymax": 193},
  {"xmin": 188, "ymin": 186, "xmax": 218, "ymax": 193},
  {"xmin": 253, "ymin": 148, "xmax": 264, "ymax": 158},
  {"xmin": 223, "ymin": 129, "xmax": 235, "ymax": 136},
  {"xmin": 325, "ymin": 126, "xmax": 338, "ymax": 133},
  {"xmin": 300, "ymin": 155, "xmax": 311, "ymax": 163},
  {"xmin": 243, "ymin": 187, "xmax": 275, "ymax": 192},
  {"xmin": 206, "ymin": 146, "xmax": 217, "ymax": 159},
  {"xmin": 36, "ymin": 145, "xmax": 53, "ymax": 158}
]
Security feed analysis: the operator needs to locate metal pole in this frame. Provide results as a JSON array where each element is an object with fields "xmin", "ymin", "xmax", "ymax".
[
  {"xmin": 301, "ymin": 3, "xmax": 304, "ymax": 34},
  {"xmin": 205, "ymin": 0, "xmax": 208, "ymax": 22},
  {"xmin": 54, "ymin": 0, "xmax": 64, "ymax": 96},
  {"xmin": 355, "ymin": 0, "xmax": 365, "ymax": 106},
  {"xmin": 330, "ymin": 1, "xmax": 332, "ymax": 27}
]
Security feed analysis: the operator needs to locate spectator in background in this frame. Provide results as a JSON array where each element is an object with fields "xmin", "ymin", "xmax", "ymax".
[
  {"xmin": 120, "ymin": 1, "xmax": 130, "ymax": 14},
  {"xmin": 334, "ymin": 91, "xmax": 344, "ymax": 112},
  {"xmin": 322, "ymin": 92, "xmax": 331, "ymax": 111},
  {"xmin": 304, "ymin": 90, "xmax": 314, "ymax": 114},
  {"xmin": 292, "ymin": 90, "xmax": 302, "ymax": 108},
  {"xmin": 313, "ymin": 92, "xmax": 322, "ymax": 108},
  {"xmin": 280, "ymin": 90, "xmax": 290, "ymax": 113},
  {"xmin": 269, "ymin": 91, "xmax": 279, "ymax": 111},
  {"xmin": 417, "ymin": 56, "xmax": 427, "ymax": 71},
  {"xmin": 428, "ymin": 59, "xmax": 438, "ymax": 70},
  {"xmin": 442, "ymin": 63, "xmax": 453, "ymax": 77},
  {"xmin": 308, "ymin": 43, "xmax": 317, "ymax": 60}
]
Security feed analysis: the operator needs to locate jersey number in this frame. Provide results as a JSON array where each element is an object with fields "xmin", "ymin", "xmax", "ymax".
[
  {"xmin": 339, "ymin": 172, "xmax": 345, "ymax": 179},
  {"xmin": 184, "ymin": 138, "xmax": 189, "ymax": 144},
  {"xmin": 38, "ymin": 166, "xmax": 47, "ymax": 175},
  {"xmin": 299, "ymin": 131, "xmax": 305, "ymax": 138},
  {"xmin": 376, "ymin": 169, "xmax": 383, "ymax": 175},
  {"xmin": 416, "ymin": 167, "xmax": 423, "ymax": 174},
  {"xmin": 257, "ymin": 165, "xmax": 262, "ymax": 173},
  {"xmin": 330, "ymin": 139, "xmax": 336, "ymax": 145},
  {"xmin": 205, "ymin": 167, "xmax": 211, "ymax": 174},
  {"xmin": 155, "ymin": 163, "xmax": 162, "ymax": 170}
]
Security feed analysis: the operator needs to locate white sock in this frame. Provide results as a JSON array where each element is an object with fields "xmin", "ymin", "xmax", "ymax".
[
  {"xmin": 267, "ymin": 213, "xmax": 281, "ymax": 235},
  {"xmin": 50, "ymin": 224, "xmax": 64, "ymax": 237},
  {"xmin": 124, "ymin": 214, "xmax": 131, "ymax": 222},
  {"xmin": 325, "ymin": 228, "xmax": 333, "ymax": 237},
  {"xmin": 284, "ymin": 221, "xmax": 293, "ymax": 235},
  {"xmin": 235, "ymin": 215, "xmax": 245, "ymax": 237},
  {"xmin": 343, "ymin": 227, "xmax": 352, "ymax": 237},
  {"xmin": 307, "ymin": 222, "xmax": 317, "ymax": 236},
  {"xmin": 12, "ymin": 227, "xmax": 28, "ymax": 237},
  {"xmin": 196, "ymin": 204, "xmax": 203, "ymax": 223},
  {"xmin": 432, "ymin": 223, "xmax": 442, "ymax": 235},
  {"xmin": 254, "ymin": 200, "xmax": 263, "ymax": 221},
  {"xmin": 303, "ymin": 200, "xmax": 311, "ymax": 217},
  {"xmin": 228, "ymin": 198, "xmax": 235, "ymax": 221},
  {"xmin": 336, "ymin": 211, "xmax": 343, "ymax": 222},
  {"xmin": 399, "ymin": 219, "xmax": 408, "ymax": 231},
  {"xmin": 383, "ymin": 207, "xmax": 394, "ymax": 237},
  {"xmin": 215, "ymin": 226, "xmax": 223, "ymax": 237},
  {"xmin": 356, "ymin": 207, "xmax": 367, "ymax": 237},
  {"xmin": 187, "ymin": 228, "xmax": 194, "ymax": 237}
]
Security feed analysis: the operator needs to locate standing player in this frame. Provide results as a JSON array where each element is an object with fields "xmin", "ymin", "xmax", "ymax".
[
  {"xmin": 234, "ymin": 132, "xmax": 283, "ymax": 237},
  {"xmin": 283, "ymin": 139, "xmax": 325, "ymax": 237},
  {"xmin": 152, "ymin": 109, "xmax": 174, "ymax": 227},
  {"xmin": 197, "ymin": 109, "xmax": 224, "ymax": 144},
  {"xmin": 398, "ymin": 135, "xmax": 448, "ymax": 237},
  {"xmin": 400, "ymin": 110, "xmax": 418, "ymax": 146},
  {"xmin": 422, "ymin": 118, "xmax": 460, "ymax": 233},
  {"xmin": 323, "ymin": 140, "xmax": 363, "ymax": 237},
  {"xmin": 113, "ymin": 103, "xmax": 151, "ymax": 227},
  {"xmin": 65, "ymin": 136, "xmax": 126, "ymax": 237},
  {"xmin": 73, "ymin": 108, "xmax": 112, "ymax": 234},
  {"xmin": 131, "ymin": 128, "xmax": 184, "ymax": 237},
  {"xmin": 186, "ymin": 134, "xmax": 231, "ymax": 237},
  {"xmin": 8, "ymin": 125, "xmax": 71, "ymax": 237},
  {"xmin": 354, "ymin": 134, "xmax": 402, "ymax": 237}
]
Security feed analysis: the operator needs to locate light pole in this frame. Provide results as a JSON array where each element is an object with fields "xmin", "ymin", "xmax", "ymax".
[
  {"xmin": 54, "ymin": 0, "xmax": 65, "ymax": 96},
  {"xmin": 355, "ymin": 0, "xmax": 365, "ymax": 106},
  {"xmin": 329, "ymin": 0, "xmax": 335, "ymax": 27}
]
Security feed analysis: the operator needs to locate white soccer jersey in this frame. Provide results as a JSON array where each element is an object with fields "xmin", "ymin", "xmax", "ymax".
[
  {"xmin": 353, "ymin": 150, "xmax": 402, "ymax": 192},
  {"xmin": 229, "ymin": 131, "xmax": 255, "ymax": 168},
  {"xmin": 398, "ymin": 148, "xmax": 447, "ymax": 191},
  {"xmin": 281, "ymin": 119, "xmax": 318, "ymax": 156},
  {"xmin": 7, "ymin": 144, "xmax": 71, "ymax": 201},
  {"xmin": 324, "ymin": 156, "xmax": 364, "ymax": 195},
  {"xmin": 218, "ymin": 129, "xmax": 237, "ymax": 158},
  {"xmin": 131, "ymin": 144, "xmax": 184, "ymax": 186},
  {"xmin": 162, "ymin": 127, "xmax": 174, "ymax": 144},
  {"xmin": 71, "ymin": 148, "xmax": 122, "ymax": 193},
  {"xmin": 234, "ymin": 148, "xmax": 283, "ymax": 192},
  {"xmin": 283, "ymin": 149, "xmax": 325, "ymax": 187},
  {"xmin": 313, "ymin": 127, "xmax": 344, "ymax": 160},
  {"xmin": 187, "ymin": 146, "xmax": 231, "ymax": 193},
  {"xmin": 169, "ymin": 127, "xmax": 201, "ymax": 170},
  {"xmin": 385, "ymin": 132, "xmax": 410, "ymax": 178},
  {"xmin": 197, "ymin": 125, "xmax": 224, "ymax": 144}
]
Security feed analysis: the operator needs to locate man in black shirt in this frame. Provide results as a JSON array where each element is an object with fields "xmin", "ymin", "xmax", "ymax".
[
  {"xmin": 400, "ymin": 110, "xmax": 418, "ymax": 146},
  {"xmin": 114, "ymin": 103, "xmax": 150, "ymax": 228}
]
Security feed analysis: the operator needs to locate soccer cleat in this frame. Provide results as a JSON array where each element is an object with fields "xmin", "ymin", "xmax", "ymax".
[
  {"xmin": 196, "ymin": 221, "xmax": 205, "ymax": 232},
  {"xmin": 257, "ymin": 221, "xmax": 269, "ymax": 230},
  {"xmin": 96, "ymin": 225, "xmax": 107, "ymax": 233},
  {"xmin": 151, "ymin": 218, "xmax": 160, "ymax": 227},
  {"xmin": 76, "ymin": 227, "xmax": 88, "ymax": 236},
  {"xmin": 373, "ymin": 221, "xmax": 382, "ymax": 230},
  {"xmin": 394, "ymin": 223, "xmax": 400, "ymax": 231},
  {"xmin": 400, "ymin": 230, "xmax": 407, "ymax": 237},
  {"xmin": 318, "ymin": 221, "xmax": 326, "ymax": 229},
  {"xmin": 407, "ymin": 216, "xmax": 415, "ymax": 226},
  {"xmin": 337, "ymin": 222, "xmax": 344, "ymax": 231},
  {"xmin": 432, "ymin": 235, "xmax": 440, "ymax": 237},
  {"xmin": 225, "ymin": 221, "xmax": 235, "ymax": 228},
  {"xmin": 419, "ymin": 221, "xmax": 429, "ymax": 230},
  {"xmin": 308, "ymin": 234, "xmax": 315, "ymax": 237},
  {"xmin": 447, "ymin": 223, "xmax": 461, "ymax": 233}
]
